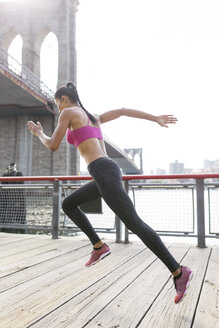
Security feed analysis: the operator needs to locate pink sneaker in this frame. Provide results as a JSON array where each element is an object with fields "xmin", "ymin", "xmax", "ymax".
[
  {"xmin": 85, "ymin": 244, "xmax": 111, "ymax": 267},
  {"xmin": 174, "ymin": 266, "xmax": 194, "ymax": 304}
]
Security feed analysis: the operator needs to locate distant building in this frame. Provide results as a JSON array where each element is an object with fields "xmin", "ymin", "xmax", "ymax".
[
  {"xmin": 155, "ymin": 168, "xmax": 167, "ymax": 175},
  {"xmin": 184, "ymin": 168, "xmax": 193, "ymax": 174},
  {"xmin": 203, "ymin": 159, "xmax": 219, "ymax": 172},
  {"xmin": 203, "ymin": 159, "xmax": 219, "ymax": 182},
  {"xmin": 169, "ymin": 160, "xmax": 184, "ymax": 174}
]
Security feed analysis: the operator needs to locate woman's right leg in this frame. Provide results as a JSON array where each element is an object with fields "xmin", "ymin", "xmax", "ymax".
[{"xmin": 62, "ymin": 180, "xmax": 102, "ymax": 245}]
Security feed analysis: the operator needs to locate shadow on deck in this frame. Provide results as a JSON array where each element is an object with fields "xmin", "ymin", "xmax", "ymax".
[{"xmin": 0, "ymin": 233, "xmax": 218, "ymax": 328}]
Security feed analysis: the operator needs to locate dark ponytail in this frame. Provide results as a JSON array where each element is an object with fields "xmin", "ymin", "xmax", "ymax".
[{"xmin": 55, "ymin": 82, "xmax": 98, "ymax": 126}]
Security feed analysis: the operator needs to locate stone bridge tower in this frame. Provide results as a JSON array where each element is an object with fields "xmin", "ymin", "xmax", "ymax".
[{"xmin": 0, "ymin": 0, "xmax": 80, "ymax": 176}]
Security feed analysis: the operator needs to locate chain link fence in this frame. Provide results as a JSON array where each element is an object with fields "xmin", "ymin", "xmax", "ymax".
[
  {"xmin": 130, "ymin": 184, "xmax": 194, "ymax": 234},
  {"xmin": 0, "ymin": 184, "xmax": 53, "ymax": 232},
  {"xmin": 208, "ymin": 185, "xmax": 219, "ymax": 234}
]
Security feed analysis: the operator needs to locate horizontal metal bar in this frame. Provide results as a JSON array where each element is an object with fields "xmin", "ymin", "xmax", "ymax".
[
  {"xmin": 1, "ymin": 173, "xmax": 219, "ymax": 182},
  {"xmin": 0, "ymin": 225, "xmax": 116, "ymax": 234},
  {"xmin": 0, "ymin": 184, "xmax": 53, "ymax": 189},
  {"xmin": 128, "ymin": 232, "xmax": 219, "ymax": 238},
  {"xmin": 130, "ymin": 184, "xmax": 195, "ymax": 189},
  {"xmin": 0, "ymin": 183, "xmax": 216, "ymax": 190},
  {"xmin": 0, "ymin": 224, "xmax": 51, "ymax": 230},
  {"xmin": 1, "ymin": 223, "xmax": 217, "ymax": 238}
]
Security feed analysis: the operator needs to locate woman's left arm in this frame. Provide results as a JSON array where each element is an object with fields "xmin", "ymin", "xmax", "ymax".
[
  {"xmin": 99, "ymin": 108, "xmax": 177, "ymax": 127},
  {"xmin": 27, "ymin": 109, "xmax": 70, "ymax": 151}
]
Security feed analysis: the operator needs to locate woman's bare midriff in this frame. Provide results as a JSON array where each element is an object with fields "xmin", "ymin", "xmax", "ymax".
[{"xmin": 78, "ymin": 138, "xmax": 108, "ymax": 166}]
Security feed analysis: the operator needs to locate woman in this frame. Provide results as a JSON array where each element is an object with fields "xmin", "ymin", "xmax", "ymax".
[{"xmin": 27, "ymin": 82, "xmax": 193, "ymax": 304}]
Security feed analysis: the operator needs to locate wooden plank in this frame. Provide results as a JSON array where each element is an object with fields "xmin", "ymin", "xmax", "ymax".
[
  {"xmin": 0, "ymin": 232, "xmax": 32, "ymax": 239},
  {"xmin": 192, "ymin": 246, "xmax": 219, "ymax": 328},
  {"xmin": 0, "ymin": 238, "xmax": 90, "ymax": 277},
  {"xmin": 0, "ymin": 237, "xmax": 36, "ymax": 247},
  {"xmin": 0, "ymin": 240, "xmax": 88, "ymax": 276},
  {"xmin": 0, "ymin": 241, "xmax": 91, "ymax": 292},
  {"xmin": 0, "ymin": 234, "xmax": 85, "ymax": 258},
  {"xmin": 0, "ymin": 233, "xmax": 49, "ymax": 241},
  {"xmin": 29, "ymin": 244, "xmax": 188, "ymax": 328},
  {"xmin": 0, "ymin": 238, "xmax": 57, "ymax": 258},
  {"xmin": 0, "ymin": 233, "xmax": 36, "ymax": 246},
  {"xmin": 137, "ymin": 246, "xmax": 211, "ymax": 328},
  {"xmin": 0, "ymin": 240, "xmax": 72, "ymax": 268},
  {"xmin": 0, "ymin": 242, "xmax": 145, "ymax": 328},
  {"xmin": 0, "ymin": 233, "xmax": 57, "ymax": 253}
]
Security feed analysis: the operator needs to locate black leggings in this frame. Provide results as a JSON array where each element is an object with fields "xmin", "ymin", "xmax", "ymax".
[{"xmin": 62, "ymin": 157, "xmax": 179, "ymax": 273}]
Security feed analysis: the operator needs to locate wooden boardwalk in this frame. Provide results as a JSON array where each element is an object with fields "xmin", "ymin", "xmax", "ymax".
[{"xmin": 0, "ymin": 233, "xmax": 218, "ymax": 328}]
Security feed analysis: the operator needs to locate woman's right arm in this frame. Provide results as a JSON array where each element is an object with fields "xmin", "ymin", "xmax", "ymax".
[{"xmin": 27, "ymin": 108, "xmax": 71, "ymax": 151}]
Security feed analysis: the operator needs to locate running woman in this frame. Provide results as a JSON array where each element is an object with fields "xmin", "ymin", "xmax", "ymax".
[{"xmin": 27, "ymin": 82, "xmax": 193, "ymax": 304}]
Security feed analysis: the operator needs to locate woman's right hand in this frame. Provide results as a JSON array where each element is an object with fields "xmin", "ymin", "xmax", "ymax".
[{"xmin": 27, "ymin": 121, "xmax": 43, "ymax": 137}]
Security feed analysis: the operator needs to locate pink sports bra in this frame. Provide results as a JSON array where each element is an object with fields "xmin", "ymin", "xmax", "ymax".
[{"xmin": 66, "ymin": 116, "xmax": 103, "ymax": 148}]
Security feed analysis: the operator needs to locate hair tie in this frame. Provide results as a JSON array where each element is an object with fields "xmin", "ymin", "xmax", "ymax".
[{"xmin": 66, "ymin": 82, "xmax": 75, "ymax": 89}]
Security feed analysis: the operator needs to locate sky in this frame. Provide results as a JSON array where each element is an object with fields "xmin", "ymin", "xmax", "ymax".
[
  {"xmin": 3, "ymin": 0, "xmax": 219, "ymax": 173},
  {"xmin": 76, "ymin": 0, "xmax": 219, "ymax": 173}
]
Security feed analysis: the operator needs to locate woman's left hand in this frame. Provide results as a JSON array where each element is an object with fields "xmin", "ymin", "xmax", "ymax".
[
  {"xmin": 27, "ymin": 121, "xmax": 43, "ymax": 136},
  {"xmin": 156, "ymin": 115, "xmax": 178, "ymax": 128}
]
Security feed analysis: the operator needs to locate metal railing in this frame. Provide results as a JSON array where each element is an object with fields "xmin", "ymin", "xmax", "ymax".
[
  {"xmin": 0, "ymin": 174, "xmax": 219, "ymax": 248},
  {"xmin": 0, "ymin": 46, "xmax": 55, "ymax": 102}
]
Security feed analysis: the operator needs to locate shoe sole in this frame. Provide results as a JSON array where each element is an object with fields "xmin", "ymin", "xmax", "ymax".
[
  {"xmin": 85, "ymin": 250, "xmax": 111, "ymax": 267},
  {"xmin": 175, "ymin": 271, "xmax": 194, "ymax": 304}
]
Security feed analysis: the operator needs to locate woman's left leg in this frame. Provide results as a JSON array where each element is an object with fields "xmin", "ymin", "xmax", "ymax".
[{"xmin": 62, "ymin": 180, "xmax": 102, "ymax": 245}]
